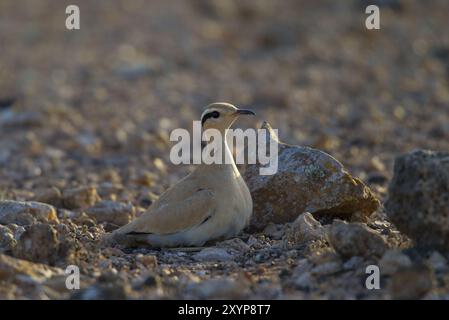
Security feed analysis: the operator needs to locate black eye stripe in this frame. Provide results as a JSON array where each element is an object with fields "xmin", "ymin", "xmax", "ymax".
[{"xmin": 201, "ymin": 111, "xmax": 220, "ymax": 126}]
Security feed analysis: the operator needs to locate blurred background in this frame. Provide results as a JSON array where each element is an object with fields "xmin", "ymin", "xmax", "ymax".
[{"xmin": 1, "ymin": 0, "xmax": 449, "ymax": 202}]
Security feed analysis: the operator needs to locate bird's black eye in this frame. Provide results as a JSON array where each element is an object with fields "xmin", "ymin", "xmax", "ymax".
[
  {"xmin": 201, "ymin": 111, "xmax": 220, "ymax": 126},
  {"xmin": 211, "ymin": 111, "xmax": 220, "ymax": 118}
]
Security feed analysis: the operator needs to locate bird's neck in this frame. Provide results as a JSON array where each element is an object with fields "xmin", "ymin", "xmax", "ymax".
[{"xmin": 199, "ymin": 131, "xmax": 240, "ymax": 174}]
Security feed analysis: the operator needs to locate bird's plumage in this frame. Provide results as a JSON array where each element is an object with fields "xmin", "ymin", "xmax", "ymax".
[{"xmin": 110, "ymin": 102, "xmax": 254, "ymax": 248}]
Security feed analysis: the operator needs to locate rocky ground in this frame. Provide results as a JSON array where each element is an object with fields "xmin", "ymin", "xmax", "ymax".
[{"xmin": 1, "ymin": 0, "xmax": 449, "ymax": 299}]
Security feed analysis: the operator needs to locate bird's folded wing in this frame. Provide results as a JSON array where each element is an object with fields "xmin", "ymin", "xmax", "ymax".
[{"xmin": 117, "ymin": 189, "xmax": 215, "ymax": 235}]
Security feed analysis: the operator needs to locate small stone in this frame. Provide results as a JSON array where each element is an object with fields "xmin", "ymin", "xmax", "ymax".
[
  {"xmin": 6, "ymin": 224, "xmax": 25, "ymax": 240},
  {"xmin": 71, "ymin": 282, "xmax": 129, "ymax": 300},
  {"xmin": 263, "ymin": 223, "xmax": 284, "ymax": 239},
  {"xmin": 389, "ymin": 264, "xmax": 433, "ymax": 299},
  {"xmin": 0, "ymin": 225, "xmax": 16, "ymax": 252},
  {"xmin": 427, "ymin": 251, "xmax": 447, "ymax": 273},
  {"xmin": 134, "ymin": 271, "xmax": 161, "ymax": 289},
  {"xmin": 96, "ymin": 182, "xmax": 124, "ymax": 199},
  {"xmin": 308, "ymin": 249, "xmax": 339, "ymax": 265},
  {"xmin": 0, "ymin": 110, "xmax": 43, "ymax": 128},
  {"xmin": 0, "ymin": 200, "xmax": 59, "ymax": 226},
  {"xmin": 12, "ymin": 223, "xmax": 77, "ymax": 266},
  {"xmin": 136, "ymin": 254, "xmax": 158, "ymax": 269},
  {"xmin": 254, "ymin": 250, "xmax": 270, "ymax": 263},
  {"xmin": 385, "ymin": 150, "xmax": 449, "ymax": 250},
  {"xmin": 294, "ymin": 272, "xmax": 314, "ymax": 290},
  {"xmin": 185, "ymin": 277, "xmax": 249, "ymax": 299},
  {"xmin": 342, "ymin": 256, "xmax": 364, "ymax": 270},
  {"xmin": 33, "ymin": 187, "xmax": 62, "ymax": 207},
  {"xmin": 73, "ymin": 212, "xmax": 96, "ymax": 227},
  {"xmin": 13, "ymin": 224, "xmax": 60, "ymax": 265},
  {"xmin": 132, "ymin": 171, "xmax": 157, "ymax": 187},
  {"xmin": 193, "ymin": 247, "xmax": 234, "ymax": 262},
  {"xmin": 86, "ymin": 200, "xmax": 134, "ymax": 226},
  {"xmin": 246, "ymin": 236, "xmax": 259, "ymax": 247},
  {"xmin": 0, "ymin": 96, "xmax": 15, "ymax": 109},
  {"xmin": 329, "ymin": 220, "xmax": 388, "ymax": 258},
  {"xmin": 293, "ymin": 258, "xmax": 313, "ymax": 275},
  {"xmin": 284, "ymin": 212, "xmax": 326, "ymax": 246},
  {"xmin": 114, "ymin": 62, "xmax": 155, "ymax": 80},
  {"xmin": 97, "ymin": 269, "xmax": 122, "ymax": 283},
  {"xmin": 0, "ymin": 253, "xmax": 64, "ymax": 283},
  {"xmin": 102, "ymin": 247, "xmax": 124, "ymax": 257},
  {"xmin": 217, "ymin": 237, "xmax": 250, "ymax": 252},
  {"xmin": 311, "ymin": 261, "xmax": 342, "ymax": 276},
  {"xmin": 62, "ymin": 186, "xmax": 100, "ymax": 209},
  {"xmin": 379, "ymin": 250, "xmax": 412, "ymax": 275}
]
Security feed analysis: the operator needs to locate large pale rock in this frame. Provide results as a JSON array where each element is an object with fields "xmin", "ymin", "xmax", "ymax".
[
  {"xmin": 328, "ymin": 220, "xmax": 388, "ymax": 258},
  {"xmin": 244, "ymin": 122, "xmax": 379, "ymax": 230},
  {"xmin": 385, "ymin": 150, "xmax": 449, "ymax": 250},
  {"xmin": 0, "ymin": 200, "xmax": 59, "ymax": 226}
]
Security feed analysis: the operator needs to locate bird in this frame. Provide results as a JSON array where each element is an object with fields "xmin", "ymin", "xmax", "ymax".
[{"xmin": 110, "ymin": 102, "xmax": 255, "ymax": 248}]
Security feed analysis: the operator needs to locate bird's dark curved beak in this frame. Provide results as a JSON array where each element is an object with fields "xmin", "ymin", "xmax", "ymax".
[{"xmin": 234, "ymin": 109, "xmax": 255, "ymax": 116}]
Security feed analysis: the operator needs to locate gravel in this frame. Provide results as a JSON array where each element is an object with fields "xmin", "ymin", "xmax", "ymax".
[{"xmin": 1, "ymin": 0, "xmax": 449, "ymax": 299}]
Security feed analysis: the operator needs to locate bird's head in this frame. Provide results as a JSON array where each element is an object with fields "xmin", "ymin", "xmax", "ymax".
[{"xmin": 200, "ymin": 102, "xmax": 255, "ymax": 132}]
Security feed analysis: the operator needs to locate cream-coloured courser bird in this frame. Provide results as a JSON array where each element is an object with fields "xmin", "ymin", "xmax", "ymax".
[{"xmin": 110, "ymin": 102, "xmax": 254, "ymax": 248}]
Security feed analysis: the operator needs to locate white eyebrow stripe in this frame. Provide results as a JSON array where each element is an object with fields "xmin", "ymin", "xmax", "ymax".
[{"xmin": 200, "ymin": 108, "xmax": 219, "ymax": 120}]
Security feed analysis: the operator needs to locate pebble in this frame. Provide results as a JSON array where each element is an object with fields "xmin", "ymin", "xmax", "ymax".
[
  {"xmin": 62, "ymin": 187, "xmax": 100, "ymax": 209},
  {"xmin": 0, "ymin": 225, "xmax": 16, "ymax": 252},
  {"xmin": 193, "ymin": 247, "xmax": 234, "ymax": 262},
  {"xmin": 379, "ymin": 250, "xmax": 412, "ymax": 275},
  {"xmin": 185, "ymin": 277, "xmax": 249, "ymax": 299},
  {"xmin": 284, "ymin": 212, "xmax": 326, "ymax": 246},
  {"xmin": 329, "ymin": 220, "xmax": 388, "ymax": 258},
  {"xmin": 136, "ymin": 254, "xmax": 158, "ymax": 269},
  {"xmin": 342, "ymin": 256, "xmax": 364, "ymax": 270},
  {"xmin": 86, "ymin": 200, "xmax": 134, "ymax": 226},
  {"xmin": 216, "ymin": 237, "xmax": 250, "ymax": 252},
  {"xmin": 389, "ymin": 264, "xmax": 433, "ymax": 299},
  {"xmin": 33, "ymin": 187, "xmax": 62, "ymax": 207},
  {"xmin": 427, "ymin": 251, "xmax": 447, "ymax": 273},
  {"xmin": 0, "ymin": 200, "xmax": 59, "ymax": 226},
  {"xmin": 12, "ymin": 223, "xmax": 77, "ymax": 266},
  {"xmin": 311, "ymin": 261, "xmax": 342, "ymax": 276},
  {"xmin": 0, "ymin": 110, "xmax": 43, "ymax": 128},
  {"xmin": 385, "ymin": 150, "xmax": 449, "ymax": 250},
  {"xmin": 0, "ymin": 253, "xmax": 64, "ymax": 283},
  {"xmin": 294, "ymin": 272, "xmax": 314, "ymax": 290}
]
